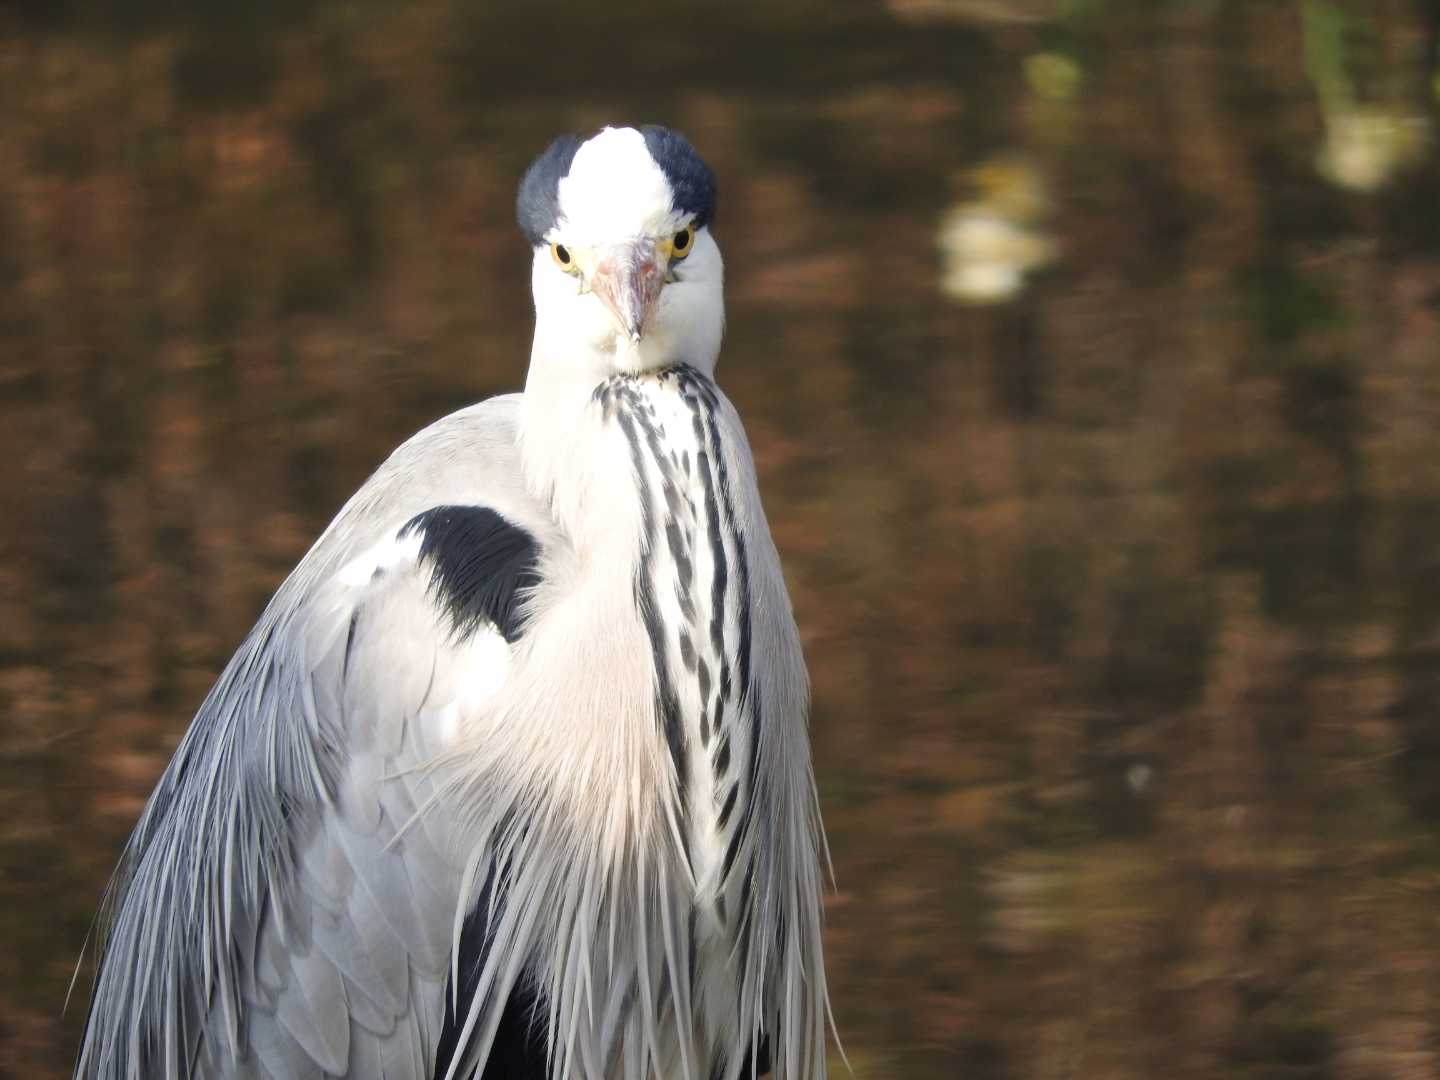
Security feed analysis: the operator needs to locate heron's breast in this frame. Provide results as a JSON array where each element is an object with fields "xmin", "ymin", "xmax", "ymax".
[{"xmin": 600, "ymin": 368, "xmax": 759, "ymax": 914}]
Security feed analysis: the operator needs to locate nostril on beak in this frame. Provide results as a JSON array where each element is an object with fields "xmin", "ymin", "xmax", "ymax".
[{"xmin": 590, "ymin": 239, "xmax": 666, "ymax": 343}]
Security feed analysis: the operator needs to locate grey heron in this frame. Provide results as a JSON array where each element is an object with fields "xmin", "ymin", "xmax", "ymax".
[{"xmin": 76, "ymin": 125, "xmax": 832, "ymax": 1080}]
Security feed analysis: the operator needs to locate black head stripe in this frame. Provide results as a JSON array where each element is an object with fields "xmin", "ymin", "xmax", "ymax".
[
  {"xmin": 641, "ymin": 125, "xmax": 716, "ymax": 228},
  {"xmin": 516, "ymin": 132, "xmax": 583, "ymax": 246},
  {"xmin": 516, "ymin": 126, "xmax": 717, "ymax": 245}
]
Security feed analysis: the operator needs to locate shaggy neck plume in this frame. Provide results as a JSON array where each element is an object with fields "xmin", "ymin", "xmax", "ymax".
[{"xmin": 594, "ymin": 367, "xmax": 758, "ymax": 899}]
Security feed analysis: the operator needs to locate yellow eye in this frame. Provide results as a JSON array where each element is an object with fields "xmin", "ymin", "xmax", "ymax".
[
  {"xmin": 550, "ymin": 242, "xmax": 577, "ymax": 273},
  {"xmin": 671, "ymin": 227, "xmax": 695, "ymax": 259}
]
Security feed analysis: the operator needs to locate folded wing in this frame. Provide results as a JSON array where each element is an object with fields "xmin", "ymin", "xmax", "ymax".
[{"xmin": 77, "ymin": 397, "xmax": 555, "ymax": 1080}]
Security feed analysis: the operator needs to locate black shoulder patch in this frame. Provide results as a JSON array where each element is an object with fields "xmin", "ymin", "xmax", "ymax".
[
  {"xmin": 641, "ymin": 125, "xmax": 717, "ymax": 229},
  {"xmin": 402, "ymin": 506, "xmax": 541, "ymax": 643},
  {"xmin": 433, "ymin": 871, "xmax": 549, "ymax": 1080},
  {"xmin": 516, "ymin": 132, "xmax": 584, "ymax": 246}
]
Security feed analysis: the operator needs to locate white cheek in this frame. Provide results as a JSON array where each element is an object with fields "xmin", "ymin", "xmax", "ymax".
[
  {"xmin": 531, "ymin": 254, "xmax": 619, "ymax": 349},
  {"xmin": 652, "ymin": 235, "xmax": 725, "ymax": 368},
  {"xmin": 529, "ymin": 235, "xmax": 725, "ymax": 373}
]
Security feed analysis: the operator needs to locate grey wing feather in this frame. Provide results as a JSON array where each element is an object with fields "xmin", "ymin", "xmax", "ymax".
[{"xmin": 78, "ymin": 395, "xmax": 554, "ymax": 1079}]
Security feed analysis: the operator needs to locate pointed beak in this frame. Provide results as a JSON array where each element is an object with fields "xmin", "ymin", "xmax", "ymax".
[{"xmin": 590, "ymin": 239, "xmax": 666, "ymax": 343}]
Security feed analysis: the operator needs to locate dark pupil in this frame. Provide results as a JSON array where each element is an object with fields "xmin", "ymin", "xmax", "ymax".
[
  {"xmin": 555, "ymin": 244, "xmax": 570, "ymax": 264},
  {"xmin": 676, "ymin": 230, "xmax": 690, "ymax": 249}
]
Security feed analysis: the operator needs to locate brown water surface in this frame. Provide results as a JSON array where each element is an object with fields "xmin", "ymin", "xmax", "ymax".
[{"xmin": 4, "ymin": 2, "xmax": 1440, "ymax": 1077}]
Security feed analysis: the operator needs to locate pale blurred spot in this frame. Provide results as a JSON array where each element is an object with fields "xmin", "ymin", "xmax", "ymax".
[
  {"xmin": 938, "ymin": 155, "xmax": 1056, "ymax": 305},
  {"xmin": 938, "ymin": 208, "xmax": 1055, "ymax": 304},
  {"xmin": 1126, "ymin": 762, "xmax": 1151, "ymax": 794},
  {"xmin": 1317, "ymin": 107, "xmax": 1429, "ymax": 192}
]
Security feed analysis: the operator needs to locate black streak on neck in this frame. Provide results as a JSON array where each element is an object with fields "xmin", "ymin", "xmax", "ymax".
[
  {"xmin": 615, "ymin": 394, "xmax": 691, "ymax": 872},
  {"xmin": 605, "ymin": 367, "xmax": 760, "ymax": 892},
  {"xmin": 678, "ymin": 371, "xmax": 758, "ymax": 886}
]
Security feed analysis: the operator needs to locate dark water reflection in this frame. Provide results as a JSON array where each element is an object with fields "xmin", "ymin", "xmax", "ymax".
[{"xmin": 5, "ymin": 1, "xmax": 1440, "ymax": 1076}]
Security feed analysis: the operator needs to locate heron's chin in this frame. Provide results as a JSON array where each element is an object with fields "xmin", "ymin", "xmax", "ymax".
[{"xmin": 599, "ymin": 320, "xmax": 682, "ymax": 375}]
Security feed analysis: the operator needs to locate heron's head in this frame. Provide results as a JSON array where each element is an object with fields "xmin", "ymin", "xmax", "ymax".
[{"xmin": 518, "ymin": 125, "xmax": 723, "ymax": 375}]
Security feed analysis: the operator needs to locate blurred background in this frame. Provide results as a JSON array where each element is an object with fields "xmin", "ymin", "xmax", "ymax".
[{"xmin": 4, "ymin": 0, "xmax": 1440, "ymax": 1076}]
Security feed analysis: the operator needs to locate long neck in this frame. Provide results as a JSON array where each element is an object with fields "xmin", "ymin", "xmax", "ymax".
[
  {"xmin": 510, "ymin": 357, "xmax": 830, "ymax": 1077},
  {"xmin": 519, "ymin": 360, "xmax": 758, "ymax": 897}
]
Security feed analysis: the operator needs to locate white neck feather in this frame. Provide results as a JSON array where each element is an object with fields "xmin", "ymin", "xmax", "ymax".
[
  {"xmin": 519, "ymin": 356, "xmax": 636, "ymax": 561},
  {"xmin": 519, "ymin": 327, "xmax": 718, "ymax": 549},
  {"xmin": 498, "ymin": 335, "xmax": 832, "ymax": 1080}
]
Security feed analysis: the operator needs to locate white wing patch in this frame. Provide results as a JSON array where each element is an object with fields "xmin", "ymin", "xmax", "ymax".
[
  {"xmin": 338, "ymin": 527, "xmax": 424, "ymax": 587},
  {"xmin": 457, "ymin": 627, "xmax": 511, "ymax": 709},
  {"xmin": 426, "ymin": 626, "xmax": 512, "ymax": 749}
]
